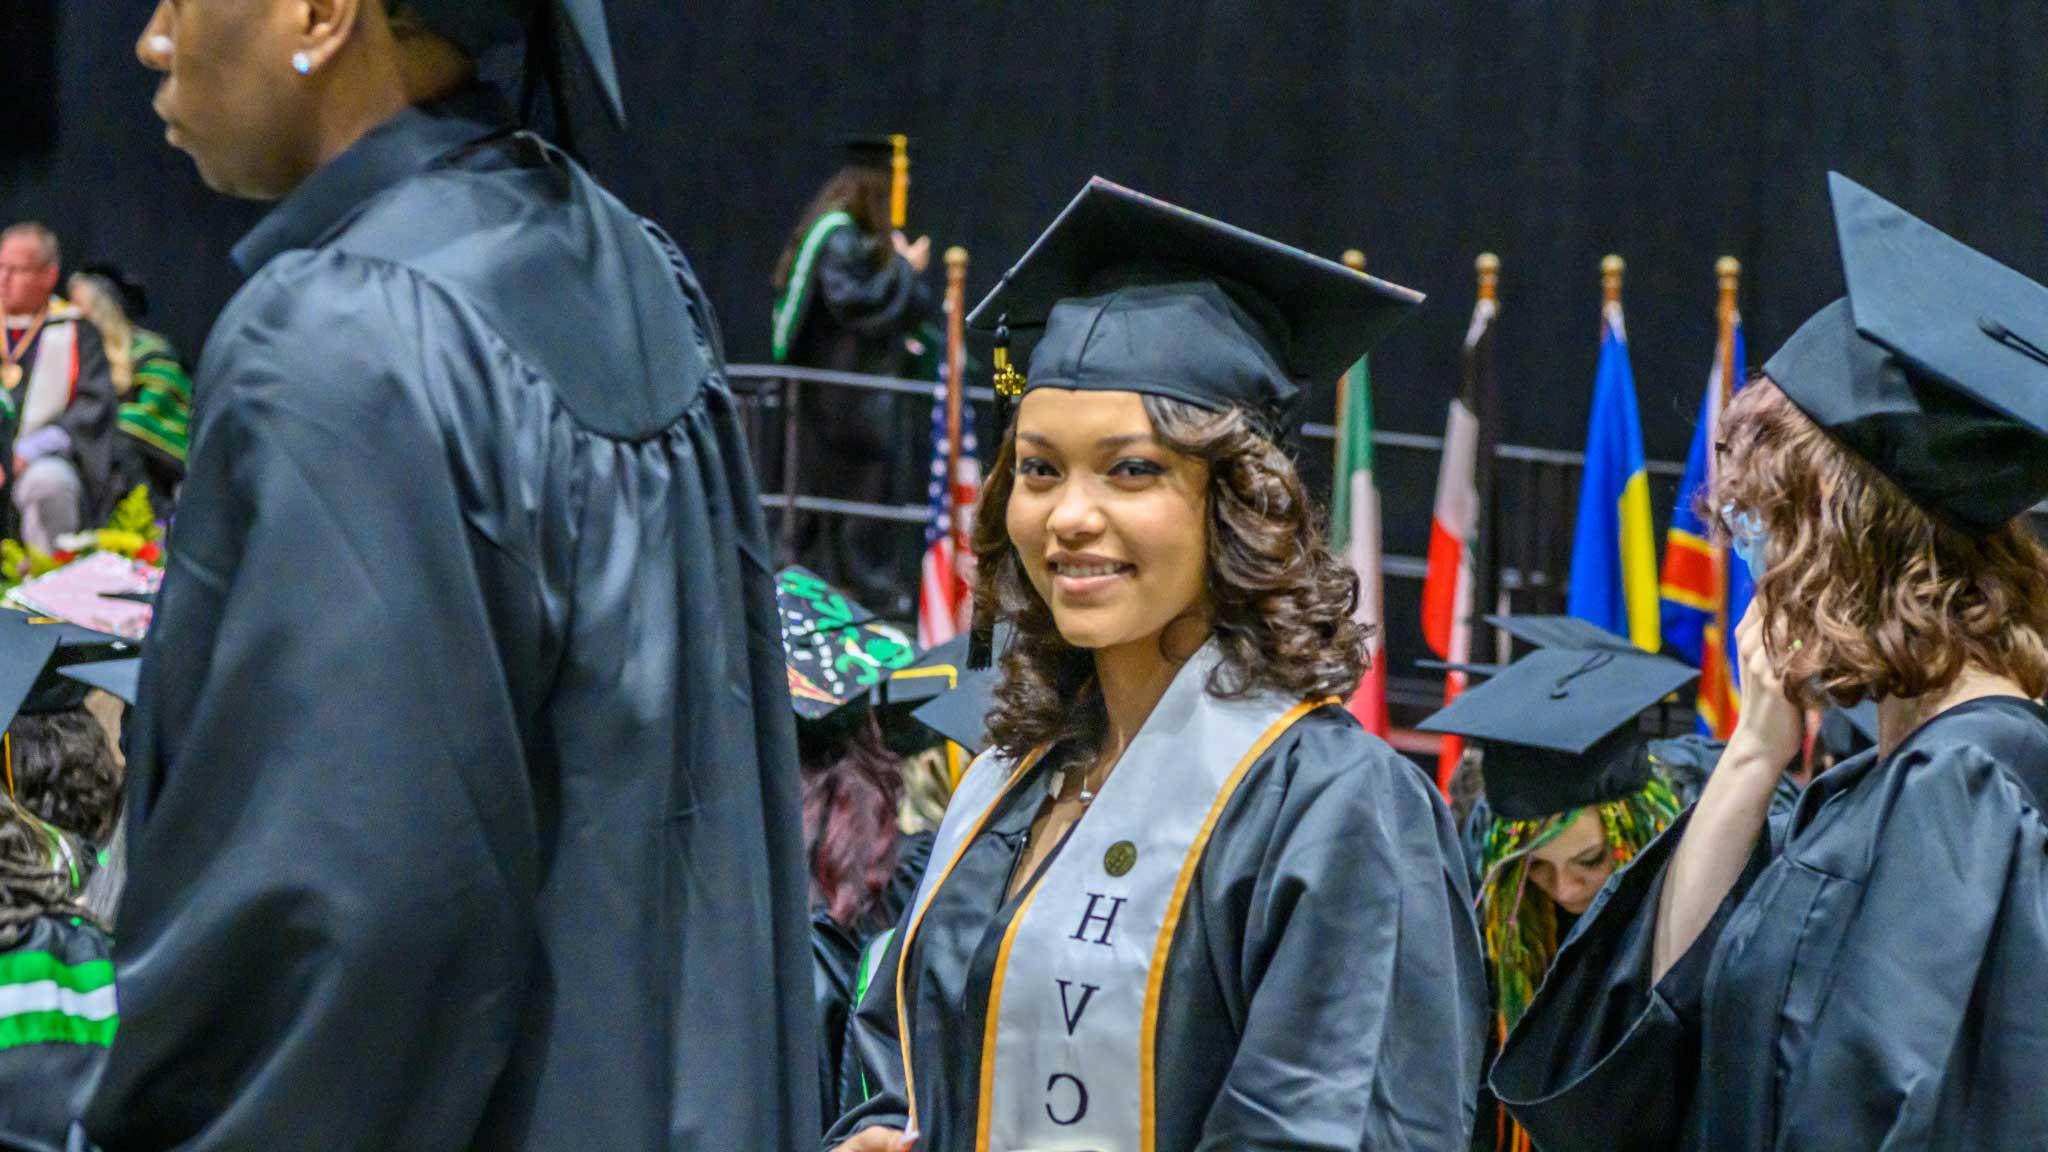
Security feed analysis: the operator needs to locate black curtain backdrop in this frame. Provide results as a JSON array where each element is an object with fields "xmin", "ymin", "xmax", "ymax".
[{"xmin": 7, "ymin": 2, "xmax": 2047, "ymax": 705}]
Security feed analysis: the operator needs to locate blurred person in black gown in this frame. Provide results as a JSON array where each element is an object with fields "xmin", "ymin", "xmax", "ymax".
[
  {"xmin": 91, "ymin": 2, "xmax": 815, "ymax": 1148},
  {"xmin": 770, "ymin": 137, "xmax": 936, "ymax": 618},
  {"xmin": 1492, "ymin": 174, "xmax": 2048, "ymax": 1151}
]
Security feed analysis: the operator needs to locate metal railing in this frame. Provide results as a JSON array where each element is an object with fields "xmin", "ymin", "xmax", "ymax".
[{"xmin": 726, "ymin": 362, "xmax": 1685, "ymax": 614}]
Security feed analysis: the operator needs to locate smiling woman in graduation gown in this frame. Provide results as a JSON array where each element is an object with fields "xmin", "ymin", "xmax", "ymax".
[
  {"xmin": 828, "ymin": 179, "xmax": 1486, "ymax": 1152},
  {"xmin": 1490, "ymin": 175, "xmax": 2048, "ymax": 1150},
  {"xmin": 89, "ymin": 5, "xmax": 814, "ymax": 1149}
]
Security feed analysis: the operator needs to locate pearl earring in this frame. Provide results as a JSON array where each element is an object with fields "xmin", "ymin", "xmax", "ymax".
[{"xmin": 291, "ymin": 51, "xmax": 313, "ymax": 75}]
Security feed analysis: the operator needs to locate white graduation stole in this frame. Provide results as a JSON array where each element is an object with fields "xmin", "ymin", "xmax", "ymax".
[
  {"xmin": 897, "ymin": 643, "xmax": 1321, "ymax": 1152},
  {"xmin": 18, "ymin": 315, "xmax": 77, "ymax": 437}
]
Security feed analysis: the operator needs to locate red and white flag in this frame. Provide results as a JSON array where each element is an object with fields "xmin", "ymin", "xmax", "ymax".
[{"xmin": 1420, "ymin": 294, "xmax": 1496, "ymax": 792}]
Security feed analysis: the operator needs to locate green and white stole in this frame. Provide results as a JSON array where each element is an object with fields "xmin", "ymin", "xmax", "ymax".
[
  {"xmin": 895, "ymin": 643, "xmax": 1322, "ymax": 1152},
  {"xmin": 770, "ymin": 210, "xmax": 854, "ymax": 362}
]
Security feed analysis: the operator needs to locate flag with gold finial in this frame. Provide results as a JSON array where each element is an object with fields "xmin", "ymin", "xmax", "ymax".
[{"xmin": 1567, "ymin": 256, "xmax": 1661, "ymax": 652}]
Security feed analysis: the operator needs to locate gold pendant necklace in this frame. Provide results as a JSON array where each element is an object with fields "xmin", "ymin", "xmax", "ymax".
[{"xmin": 2, "ymin": 310, "xmax": 47, "ymax": 393}]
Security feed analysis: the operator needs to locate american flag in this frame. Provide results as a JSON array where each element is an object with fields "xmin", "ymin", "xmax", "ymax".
[{"xmin": 918, "ymin": 369, "xmax": 980, "ymax": 648}]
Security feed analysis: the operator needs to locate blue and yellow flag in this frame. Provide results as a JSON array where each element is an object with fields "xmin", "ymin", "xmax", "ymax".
[
  {"xmin": 1568, "ymin": 304, "xmax": 1661, "ymax": 651},
  {"xmin": 1661, "ymin": 317, "xmax": 1753, "ymax": 736}
]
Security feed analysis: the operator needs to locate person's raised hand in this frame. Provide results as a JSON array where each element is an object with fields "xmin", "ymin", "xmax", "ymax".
[
  {"xmin": 894, "ymin": 231, "xmax": 932, "ymax": 274},
  {"xmin": 1729, "ymin": 598, "xmax": 1804, "ymax": 771}
]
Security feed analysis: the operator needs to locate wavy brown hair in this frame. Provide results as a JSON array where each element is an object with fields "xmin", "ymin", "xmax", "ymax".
[
  {"xmin": 770, "ymin": 166, "xmax": 894, "ymax": 294},
  {"xmin": 971, "ymin": 396, "xmax": 1367, "ymax": 762},
  {"xmin": 1709, "ymin": 378, "xmax": 2048, "ymax": 705}
]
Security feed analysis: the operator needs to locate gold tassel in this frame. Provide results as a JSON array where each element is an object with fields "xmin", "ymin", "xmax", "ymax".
[{"xmin": 889, "ymin": 134, "xmax": 910, "ymax": 230}]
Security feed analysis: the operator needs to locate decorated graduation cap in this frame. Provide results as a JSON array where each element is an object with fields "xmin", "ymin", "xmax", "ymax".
[
  {"xmin": 407, "ymin": 0, "xmax": 623, "ymax": 124},
  {"xmin": 776, "ymin": 565, "xmax": 918, "ymax": 721},
  {"xmin": 962, "ymin": 176, "xmax": 1423, "ymax": 664},
  {"xmin": 1418, "ymin": 646, "xmax": 1698, "ymax": 820},
  {"xmin": 1763, "ymin": 173, "xmax": 2048, "ymax": 533}
]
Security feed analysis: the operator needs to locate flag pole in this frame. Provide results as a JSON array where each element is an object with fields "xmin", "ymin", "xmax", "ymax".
[
  {"xmin": 1339, "ymin": 248, "xmax": 1367, "ymax": 419},
  {"xmin": 1601, "ymin": 253, "xmax": 1625, "ymax": 312},
  {"xmin": 1472, "ymin": 253, "xmax": 1502, "ymax": 664},
  {"xmin": 1711, "ymin": 256, "xmax": 1741, "ymax": 725},
  {"xmin": 943, "ymin": 246, "xmax": 970, "ymax": 556}
]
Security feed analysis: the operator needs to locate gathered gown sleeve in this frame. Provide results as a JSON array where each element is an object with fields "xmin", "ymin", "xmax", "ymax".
[
  {"xmin": 1773, "ymin": 744, "xmax": 2048, "ymax": 1148},
  {"xmin": 1489, "ymin": 806, "xmax": 1766, "ymax": 1152},
  {"xmin": 823, "ymin": 916, "xmax": 915, "ymax": 1147},
  {"xmin": 1196, "ymin": 735, "xmax": 1487, "ymax": 1151},
  {"xmin": 814, "ymin": 230, "xmax": 933, "ymax": 337}
]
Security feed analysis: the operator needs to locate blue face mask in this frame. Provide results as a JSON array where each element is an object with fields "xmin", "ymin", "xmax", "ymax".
[{"xmin": 1720, "ymin": 502, "xmax": 1768, "ymax": 577}]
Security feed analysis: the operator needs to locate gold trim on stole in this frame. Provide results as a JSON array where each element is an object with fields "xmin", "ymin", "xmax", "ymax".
[
  {"xmin": 896, "ymin": 748, "xmax": 1048, "ymax": 1129},
  {"xmin": 964, "ymin": 697, "xmax": 1331, "ymax": 1152}
]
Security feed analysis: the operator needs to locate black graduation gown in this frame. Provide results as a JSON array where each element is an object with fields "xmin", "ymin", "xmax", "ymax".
[
  {"xmin": 1492, "ymin": 697, "xmax": 2048, "ymax": 1151},
  {"xmin": 84, "ymin": 89, "xmax": 817, "ymax": 1151},
  {"xmin": 787, "ymin": 231, "xmax": 933, "ymax": 618},
  {"xmin": 829, "ymin": 706, "xmax": 1489, "ymax": 1150},
  {"xmin": 0, "ymin": 916, "xmax": 111, "ymax": 1152}
]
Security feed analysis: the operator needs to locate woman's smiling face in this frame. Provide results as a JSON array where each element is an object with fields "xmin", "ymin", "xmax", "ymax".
[{"xmin": 1005, "ymin": 389, "xmax": 1211, "ymax": 655}]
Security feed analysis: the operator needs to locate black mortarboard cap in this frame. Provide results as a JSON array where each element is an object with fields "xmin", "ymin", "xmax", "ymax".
[
  {"xmin": 1763, "ymin": 173, "xmax": 2048, "ymax": 533},
  {"xmin": 882, "ymin": 625, "xmax": 1016, "ymax": 710},
  {"xmin": 1417, "ymin": 647, "xmax": 1698, "ymax": 820},
  {"xmin": 910, "ymin": 667, "xmax": 1000, "ymax": 756},
  {"xmin": 59, "ymin": 658, "xmax": 140, "ymax": 707},
  {"xmin": 883, "ymin": 632, "xmax": 968, "ymax": 709},
  {"xmin": 408, "ymin": 0, "xmax": 623, "ymax": 124},
  {"xmin": 1416, "ymin": 658, "xmax": 1505, "ymax": 678},
  {"xmin": 965, "ymin": 177, "xmax": 1423, "ymax": 437},
  {"xmin": 75, "ymin": 264, "xmax": 149, "ymax": 321},
  {"xmin": 0, "ymin": 611, "xmax": 134, "ymax": 727},
  {"xmin": 1484, "ymin": 614, "xmax": 1637, "ymax": 654},
  {"xmin": 844, "ymin": 135, "xmax": 903, "ymax": 172},
  {"xmin": 776, "ymin": 566, "xmax": 917, "ymax": 721}
]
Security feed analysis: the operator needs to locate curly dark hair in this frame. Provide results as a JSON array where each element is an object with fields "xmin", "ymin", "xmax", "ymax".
[
  {"xmin": 10, "ymin": 710, "xmax": 123, "ymax": 846},
  {"xmin": 0, "ymin": 802, "xmax": 83, "ymax": 949},
  {"xmin": 1709, "ymin": 377, "xmax": 2048, "ymax": 705},
  {"xmin": 971, "ymin": 395, "xmax": 1366, "ymax": 762}
]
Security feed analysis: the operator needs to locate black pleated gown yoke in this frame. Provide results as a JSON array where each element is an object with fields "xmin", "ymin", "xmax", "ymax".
[{"xmin": 85, "ymin": 89, "xmax": 817, "ymax": 1151}]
